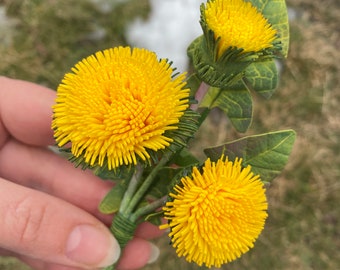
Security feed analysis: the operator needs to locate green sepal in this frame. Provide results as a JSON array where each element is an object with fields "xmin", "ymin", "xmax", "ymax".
[
  {"xmin": 56, "ymin": 145, "xmax": 145, "ymax": 175},
  {"xmin": 200, "ymin": 85, "xmax": 253, "ymax": 133},
  {"xmin": 187, "ymin": 34, "xmax": 253, "ymax": 89},
  {"xmin": 93, "ymin": 163, "xmax": 134, "ymax": 180},
  {"xmin": 164, "ymin": 109, "xmax": 200, "ymax": 154},
  {"xmin": 204, "ymin": 129, "xmax": 296, "ymax": 182}
]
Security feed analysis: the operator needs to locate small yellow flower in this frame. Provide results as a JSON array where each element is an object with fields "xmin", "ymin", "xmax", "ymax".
[
  {"xmin": 52, "ymin": 47, "xmax": 189, "ymax": 169},
  {"xmin": 203, "ymin": 0, "xmax": 277, "ymax": 57},
  {"xmin": 161, "ymin": 157, "xmax": 268, "ymax": 268}
]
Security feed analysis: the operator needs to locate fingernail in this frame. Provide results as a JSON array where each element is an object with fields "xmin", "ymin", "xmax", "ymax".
[
  {"xmin": 66, "ymin": 224, "xmax": 121, "ymax": 267},
  {"xmin": 147, "ymin": 243, "xmax": 160, "ymax": 264}
]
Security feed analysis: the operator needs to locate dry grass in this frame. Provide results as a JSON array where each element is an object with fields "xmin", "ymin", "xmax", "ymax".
[{"xmin": 0, "ymin": 0, "xmax": 339, "ymax": 269}]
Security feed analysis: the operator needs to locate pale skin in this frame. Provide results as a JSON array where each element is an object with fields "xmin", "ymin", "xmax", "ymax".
[{"xmin": 0, "ymin": 77, "xmax": 163, "ymax": 270}]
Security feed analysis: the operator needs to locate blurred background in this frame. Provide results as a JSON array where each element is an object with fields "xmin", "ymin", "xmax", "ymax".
[{"xmin": 0, "ymin": 0, "xmax": 339, "ymax": 269}]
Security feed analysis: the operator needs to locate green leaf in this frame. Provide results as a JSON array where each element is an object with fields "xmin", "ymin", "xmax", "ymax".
[
  {"xmin": 204, "ymin": 129, "xmax": 296, "ymax": 182},
  {"xmin": 99, "ymin": 185, "xmax": 126, "ymax": 214},
  {"xmin": 200, "ymin": 86, "xmax": 253, "ymax": 133},
  {"xmin": 243, "ymin": 60, "xmax": 278, "ymax": 99},
  {"xmin": 251, "ymin": 0, "xmax": 290, "ymax": 57}
]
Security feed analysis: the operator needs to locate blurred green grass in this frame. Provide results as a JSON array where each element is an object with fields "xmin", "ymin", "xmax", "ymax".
[{"xmin": 0, "ymin": 0, "xmax": 339, "ymax": 269}]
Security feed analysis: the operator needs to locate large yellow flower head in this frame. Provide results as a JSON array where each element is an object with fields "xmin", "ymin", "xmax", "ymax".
[
  {"xmin": 52, "ymin": 47, "xmax": 189, "ymax": 170},
  {"xmin": 203, "ymin": 0, "xmax": 277, "ymax": 57},
  {"xmin": 161, "ymin": 156, "xmax": 268, "ymax": 268}
]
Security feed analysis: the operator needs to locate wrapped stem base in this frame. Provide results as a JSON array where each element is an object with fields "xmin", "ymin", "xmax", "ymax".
[{"xmin": 110, "ymin": 212, "xmax": 137, "ymax": 249}]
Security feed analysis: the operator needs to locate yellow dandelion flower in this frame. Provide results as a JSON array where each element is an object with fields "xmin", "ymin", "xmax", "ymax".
[
  {"xmin": 161, "ymin": 157, "xmax": 268, "ymax": 268},
  {"xmin": 203, "ymin": 0, "xmax": 277, "ymax": 57},
  {"xmin": 52, "ymin": 47, "xmax": 189, "ymax": 169}
]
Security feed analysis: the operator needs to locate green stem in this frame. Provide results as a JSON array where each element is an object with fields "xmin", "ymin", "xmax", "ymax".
[
  {"xmin": 125, "ymin": 156, "xmax": 170, "ymax": 214},
  {"xmin": 197, "ymin": 107, "xmax": 211, "ymax": 127},
  {"xmin": 130, "ymin": 196, "xmax": 167, "ymax": 223},
  {"xmin": 119, "ymin": 164, "xmax": 144, "ymax": 213}
]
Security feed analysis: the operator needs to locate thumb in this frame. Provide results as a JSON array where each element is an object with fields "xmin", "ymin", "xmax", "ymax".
[{"xmin": 0, "ymin": 178, "xmax": 120, "ymax": 269}]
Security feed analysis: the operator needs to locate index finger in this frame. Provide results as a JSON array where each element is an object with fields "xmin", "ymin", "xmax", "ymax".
[{"xmin": 0, "ymin": 77, "xmax": 55, "ymax": 146}]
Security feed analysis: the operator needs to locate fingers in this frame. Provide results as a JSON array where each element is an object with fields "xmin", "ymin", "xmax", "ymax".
[
  {"xmin": 1, "ymin": 226, "xmax": 161, "ymax": 270},
  {"xmin": 116, "ymin": 239, "xmax": 160, "ymax": 270},
  {"xmin": 0, "ymin": 76, "xmax": 55, "ymax": 146},
  {"xmin": 0, "ymin": 139, "xmax": 114, "ymax": 223},
  {"xmin": 135, "ymin": 222, "xmax": 164, "ymax": 239},
  {"xmin": 0, "ymin": 179, "xmax": 120, "ymax": 269},
  {"xmin": 12, "ymin": 238, "xmax": 159, "ymax": 270},
  {"xmin": 0, "ymin": 139, "xmax": 167, "ymax": 238},
  {"xmin": 18, "ymin": 256, "xmax": 88, "ymax": 270}
]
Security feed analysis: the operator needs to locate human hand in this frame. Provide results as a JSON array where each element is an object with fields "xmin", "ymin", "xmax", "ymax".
[{"xmin": 0, "ymin": 77, "xmax": 162, "ymax": 270}]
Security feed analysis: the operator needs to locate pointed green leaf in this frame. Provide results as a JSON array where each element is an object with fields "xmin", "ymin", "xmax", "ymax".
[
  {"xmin": 200, "ymin": 86, "xmax": 253, "ymax": 133},
  {"xmin": 243, "ymin": 60, "xmax": 278, "ymax": 99},
  {"xmin": 204, "ymin": 129, "xmax": 296, "ymax": 182},
  {"xmin": 99, "ymin": 185, "xmax": 126, "ymax": 214},
  {"xmin": 251, "ymin": 0, "xmax": 290, "ymax": 57}
]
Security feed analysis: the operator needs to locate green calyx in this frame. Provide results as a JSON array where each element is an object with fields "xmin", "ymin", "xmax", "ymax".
[{"xmin": 187, "ymin": 3, "xmax": 281, "ymax": 89}]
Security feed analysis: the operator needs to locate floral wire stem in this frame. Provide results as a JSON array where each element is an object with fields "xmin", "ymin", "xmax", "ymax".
[
  {"xmin": 119, "ymin": 163, "xmax": 144, "ymax": 213},
  {"xmin": 124, "ymin": 155, "xmax": 170, "ymax": 214},
  {"xmin": 130, "ymin": 196, "xmax": 167, "ymax": 223},
  {"xmin": 105, "ymin": 155, "xmax": 171, "ymax": 270},
  {"xmin": 194, "ymin": 77, "xmax": 239, "ymax": 125}
]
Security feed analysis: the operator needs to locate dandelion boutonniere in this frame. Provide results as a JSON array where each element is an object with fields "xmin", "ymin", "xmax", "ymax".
[{"xmin": 52, "ymin": 1, "xmax": 295, "ymax": 269}]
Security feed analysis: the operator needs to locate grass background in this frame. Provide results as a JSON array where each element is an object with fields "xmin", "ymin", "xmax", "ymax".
[{"xmin": 0, "ymin": 0, "xmax": 339, "ymax": 269}]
